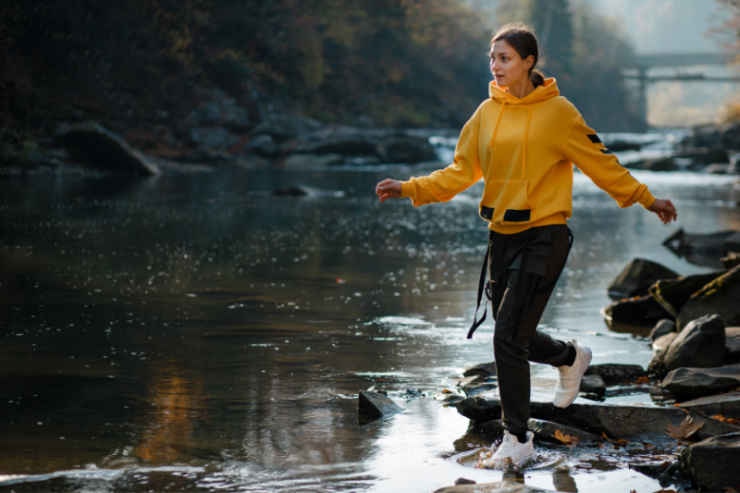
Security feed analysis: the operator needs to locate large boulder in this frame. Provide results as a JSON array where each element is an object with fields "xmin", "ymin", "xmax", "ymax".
[
  {"xmin": 662, "ymin": 365, "xmax": 740, "ymax": 402},
  {"xmin": 602, "ymin": 294, "xmax": 673, "ymax": 330},
  {"xmin": 54, "ymin": 121, "xmax": 159, "ymax": 176},
  {"xmin": 678, "ymin": 264, "xmax": 740, "ymax": 330},
  {"xmin": 585, "ymin": 363, "xmax": 646, "ymax": 386},
  {"xmin": 607, "ymin": 258, "xmax": 679, "ymax": 300},
  {"xmin": 653, "ymin": 315, "xmax": 726, "ymax": 378},
  {"xmin": 680, "ymin": 432, "xmax": 740, "ymax": 492},
  {"xmin": 649, "ymin": 271, "xmax": 722, "ymax": 318}
]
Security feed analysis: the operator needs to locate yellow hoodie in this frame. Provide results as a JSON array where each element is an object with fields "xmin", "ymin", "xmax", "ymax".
[{"xmin": 400, "ymin": 78, "xmax": 656, "ymax": 234}]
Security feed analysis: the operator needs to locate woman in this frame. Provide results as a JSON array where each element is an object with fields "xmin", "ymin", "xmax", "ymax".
[{"xmin": 375, "ymin": 23, "xmax": 677, "ymax": 469}]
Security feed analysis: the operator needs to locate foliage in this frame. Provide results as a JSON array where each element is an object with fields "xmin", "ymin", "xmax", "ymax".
[{"xmin": 0, "ymin": 0, "xmax": 492, "ymax": 136}]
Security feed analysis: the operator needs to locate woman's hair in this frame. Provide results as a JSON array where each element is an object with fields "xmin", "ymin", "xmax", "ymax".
[{"xmin": 491, "ymin": 22, "xmax": 545, "ymax": 88}]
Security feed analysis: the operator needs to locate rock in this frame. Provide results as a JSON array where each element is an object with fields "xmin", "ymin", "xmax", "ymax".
[
  {"xmin": 663, "ymin": 228, "xmax": 740, "ymax": 269},
  {"xmin": 642, "ymin": 156, "xmax": 679, "ymax": 171},
  {"xmin": 54, "ymin": 121, "xmax": 159, "ymax": 176},
  {"xmin": 376, "ymin": 135, "xmax": 439, "ymax": 164},
  {"xmin": 456, "ymin": 396, "xmax": 740, "ymax": 441},
  {"xmin": 358, "ymin": 390, "xmax": 403, "ymax": 424},
  {"xmin": 658, "ymin": 315, "xmax": 726, "ymax": 378},
  {"xmin": 649, "ymin": 272, "xmax": 722, "ymax": 318},
  {"xmin": 462, "ymin": 362, "xmax": 497, "ymax": 378},
  {"xmin": 283, "ymin": 153, "xmax": 344, "ymax": 167},
  {"xmin": 585, "ymin": 363, "xmax": 646, "ymax": 386},
  {"xmin": 650, "ymin": 319, "xmax": 677, "ymax": 342},
  {"xmin": 653, "ymin": 332, "xmax": 677, "ymax": 353},
  {"xmin": 190, "ymin": 126, "xmax": 241, "ymax": 151},
  {"xmin": 727, "ymin": 327, "xmax": 740, "ymax": 362},
  {"xmin": 245, "ymin": 134, "xmax": 279, "ymax": 158},
  {"xmin": 433, "ymin": 481, "xmax": 557, "ymax": 493},
  {"xmin": 607, "ymin": 258, "xmax": 679, "ymax": 300},
  {"xmin": 579, "ymin": 374, "xmax": 606, "ymax": 397},
  {"xmin": 251, "ymin": 113, "xmax": 323, "ymax": 140},
  {"xmin": 527, "ymin": 418, "xmax": 600, "ymax": 444},
  {"xmin": 678, "ymin": 265, "xmax": 740, "ymax": 330},
  {"xmin": 678, "ymin": 392, "xmax": 740, "ymax": 416},
  {"xmin": 722, "ymin": 251, "xmax": 740, "ymax": 269},
  {"xmin": 680, "ymin": 432, "xmax": 740, "ymax": 492},
  {"xmin": 461, "ymin": 380, "xmax": 498, "ymax": 397},
  {"xmin": 602, "ymin": 294, "xmax": 673, "ymax": 329},
  {"xmin": 662, "ymin": 365, "xmax": 740, "ymax": 402}
]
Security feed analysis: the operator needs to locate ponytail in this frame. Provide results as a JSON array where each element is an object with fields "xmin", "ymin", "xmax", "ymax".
[{"xmin": 530, "ymin": 69, "xmax": 545, "ymax": 88}]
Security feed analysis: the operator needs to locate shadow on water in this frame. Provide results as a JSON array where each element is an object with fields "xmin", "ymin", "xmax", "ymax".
[{"xmin": 1, "ymin": 166, "xmax": 738, "ymax": 492}]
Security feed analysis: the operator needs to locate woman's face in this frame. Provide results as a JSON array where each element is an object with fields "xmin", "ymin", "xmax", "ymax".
[{"xmin": 489, "ymin": 40, "xmax": 534, "ymax": 88}]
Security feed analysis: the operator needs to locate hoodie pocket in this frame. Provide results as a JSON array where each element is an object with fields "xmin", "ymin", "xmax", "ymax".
[{"xmin": 479, "ymin": 179, "xmax": 532, "ymax": 225}]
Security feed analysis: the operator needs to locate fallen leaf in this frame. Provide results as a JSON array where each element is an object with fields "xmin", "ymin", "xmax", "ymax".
[
  {"xmin": 666, "ymin": 415, "xmax": 704, "ymax": 440},
  {"xmin": 712, "ymin": 414, "xmax": 740, "ymax": 425},
  {"xmin": 553, "ymin": 429, "xmax": 579, "ymax": 446},
  {"xmin": 635, "ymin": 376, "xmax": 650, "ymax": 385}
]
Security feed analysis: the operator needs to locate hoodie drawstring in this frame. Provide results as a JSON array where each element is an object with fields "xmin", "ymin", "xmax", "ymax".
[
  {"xmin": 488, "ymin": 99, "xmax": 506, "ymax": 150},
  {"xmin": 522, "ymin": 105, "xmax": 532, "ymax": 179}
]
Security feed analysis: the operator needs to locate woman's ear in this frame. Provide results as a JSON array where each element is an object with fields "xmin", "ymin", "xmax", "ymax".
[{"xmin": 524, "ymin": 55, "xmax": 535, "ymax": 70}]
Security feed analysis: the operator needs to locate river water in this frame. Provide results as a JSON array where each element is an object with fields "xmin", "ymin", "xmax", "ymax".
[{"xmin": 1, "ymin": 132, "xmax": 738, "ymax": 492}]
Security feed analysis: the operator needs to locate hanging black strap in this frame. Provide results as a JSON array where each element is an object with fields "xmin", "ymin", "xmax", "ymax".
[{"xmin": 467, "ymin": 243, "xmax": 491, "ymax": 339}]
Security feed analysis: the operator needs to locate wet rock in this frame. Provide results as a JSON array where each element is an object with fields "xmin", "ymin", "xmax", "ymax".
[
  {"xmin": 680, "ymin": 432, "xmax": 740, "ymax": 492},
  {"xmin": 652, "ymin": 332, "xmax": 677, "ymax": 353},
  {"xmin": 579, "ymin": 374, "xmax": 606, "ymax": 397},
  {"xmin": 527, "ymin": 418, "xmax": 600, "ymax": 444},
  {"xmin": 727, "ymin": 327, "xmax": 740, "ymax": 363},
  {"xmin": 663, "ymin": 228, "xmax": 740, "ymax": 269},
  {"xmin": 455, "ymin": 396, "xmax": 740, "ymax": 441},
  {"xmin": 607, "ymin": 258, "xmax": 679, "ymax": 300},
  {"xmin": 662, "ymin": 365, "xmax": 740, "ymax": 402},
  {"xmin": 54, "ymin": 121, "xmax": 159, "ymax": 176},
  {"xmin": 678, "ymin": 264, "xmax": 740, "ymax": 330},
  {"xmin": 461, "ymin": 379, "xmax": 498, "ymax": 398},
  {"xmin": 358, "ymin": 390, "xmax": 403, "ymax": 424},
  {"xmin": 462, "ymin": 362, "xmax": 497, "ymax": 378},
  {"xmin": 653, "ymin": 315, "xmax": 726, "ymax": 378},
  {"xmin": 650, "ymin": 319, "xmax": 677, "ymax": 342},
  {"xmin": 649, "ymin": 272, "xmax": 722, "ymax": 318},
  {"xmin": 678, "ymin": 392, "xmax": 740, "ymax": 416},
  {"xmin": 433, "ymin": 481, "xmax": 556, "ymax": 493},
  {"xmin": 722, "ymin": 251, "xmax": 740, "ymax": 269},
  {"xmin": 602, "ymin": 294, "xmax": 672, "ymax": 329},
  {"xmin": 585, "ymin": 363, "xmax": 646, "ymax": 386},
  {"xmin": 642, "ymin": 156, "xmax": 679, "ymax": 172}
]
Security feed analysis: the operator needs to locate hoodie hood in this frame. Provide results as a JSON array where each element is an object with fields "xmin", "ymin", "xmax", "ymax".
[{"xmin": 489, "ymin": 77, "xmax": 560, "ymax": 105}]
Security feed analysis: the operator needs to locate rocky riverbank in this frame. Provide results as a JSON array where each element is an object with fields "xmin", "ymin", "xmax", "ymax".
[
  {"xmin": 359, "ymin": 233, "xmax": 740, "ymax": 492},
  {"xmin": 2, "ymin": 88, "xmax": 738, "ymax": 178}
]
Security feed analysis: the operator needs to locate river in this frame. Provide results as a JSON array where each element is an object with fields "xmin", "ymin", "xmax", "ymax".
[{"xmin": 1, "ymin": 132, "xmax": 738, "ymax": 492}]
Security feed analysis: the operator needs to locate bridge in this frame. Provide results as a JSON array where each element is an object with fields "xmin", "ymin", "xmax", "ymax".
[{"xmin": 622, "ymin": 52, "xmax": 739, "ymax": 130}]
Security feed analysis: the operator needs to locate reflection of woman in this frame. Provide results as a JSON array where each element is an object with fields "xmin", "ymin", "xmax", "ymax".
[{"xmin": 375, "ymin": 23, "xmax": 677, "ymax": 468}]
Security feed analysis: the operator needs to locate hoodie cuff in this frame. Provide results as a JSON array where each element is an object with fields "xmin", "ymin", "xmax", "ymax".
[{"xmin": 400, "ymin": 180, "xmax": 414, "ymax": 199}]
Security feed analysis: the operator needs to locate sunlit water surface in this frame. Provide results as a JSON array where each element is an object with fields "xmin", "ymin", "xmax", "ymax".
[{"xmin": 1, "ymin": 155, "xmax": 738, "ymax": 492}]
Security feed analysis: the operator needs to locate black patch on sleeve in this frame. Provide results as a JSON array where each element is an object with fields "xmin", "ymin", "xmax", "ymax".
[
  {"xmin": 587, "ymin": 134, "xmax": 602, "ymax": 144},
  {"xmin": 600, "ymin": 149, "xmax": 613, "ymax": 155}
]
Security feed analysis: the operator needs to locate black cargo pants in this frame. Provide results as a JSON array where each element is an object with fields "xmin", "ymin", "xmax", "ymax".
[{"xmin": 487, "ymin": 225, "xmax": 573, "ymax": 437}]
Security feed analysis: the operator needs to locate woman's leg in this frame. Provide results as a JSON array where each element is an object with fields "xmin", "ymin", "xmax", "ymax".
[{"xmin": 490, "ymin": 227, "xmax": 572, "ymax": 439}]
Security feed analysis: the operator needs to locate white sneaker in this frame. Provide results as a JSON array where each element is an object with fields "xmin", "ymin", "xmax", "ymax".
[
  {"xmin": 552, "ymin": 340, "xmax": 592, "ymax": 408},
  {"xmin": 477, "ymin": 430, "xmax": 535, "ymax": 469}
]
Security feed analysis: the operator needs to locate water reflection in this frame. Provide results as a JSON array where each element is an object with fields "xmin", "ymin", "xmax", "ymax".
[{"xmin": 0, "ymin": 167, "xmax": 737, "ymax": 492}]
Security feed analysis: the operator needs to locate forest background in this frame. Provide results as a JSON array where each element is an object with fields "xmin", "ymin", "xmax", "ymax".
[{"xmin": 1, "ymin": 0, "xmax": 738, "ymax": 158}]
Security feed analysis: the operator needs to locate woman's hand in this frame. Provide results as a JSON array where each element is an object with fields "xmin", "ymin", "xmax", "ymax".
[
  {"xmin": 375, "ymin": 179, "xmax": 402, "ymax": 203},
  {"xmin": 647, "ymin": 198, "xmax": 678, "ymax": 224}
]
